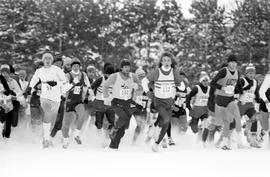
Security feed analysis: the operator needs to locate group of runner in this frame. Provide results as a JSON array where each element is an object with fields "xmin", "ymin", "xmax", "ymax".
[{"xmin": 1, "ymin": 51, "xmax": 270, "ymax": 152}]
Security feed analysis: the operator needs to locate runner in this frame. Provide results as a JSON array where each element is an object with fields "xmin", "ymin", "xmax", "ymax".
[
  {"xmin": 27, "ymin": 52, "xmax": 67, "ymax": 148},
  {"xmin": 259, "ymin": 70, "xmax": 270, "ymax": 148},
  {"xmin": 132, "ymin": 67, "xmax": 150, "ymax": 144},
  {"xmin": 62, "ymin": 58, "xmax": 90, "ymax": 148},
  {"xmin": 210, "ymin": 54, "xmax": 243, "ymax": 150},
  {"xmin": 103, "ymin": 59, "xmax": 141, "ymax": 150},
  {"xmin": 141, "ymin": 52, "xmax": 182, "ymax": 152},
  {"xmin": 238, "ymin": 64, "xmax": 260, "ymax": 148},
  {"xmin": 186, "ymin": 72, "xmax": 210, "ymax": 142}
]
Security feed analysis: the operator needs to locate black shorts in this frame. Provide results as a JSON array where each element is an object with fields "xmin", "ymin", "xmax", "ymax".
[
  {"xmin": 172, "ymin": 105, "xmax": 186, "ymax": 118},
  {"xmin": 238, "ymin": 102, "xmax": 256, "ymax": 118}
]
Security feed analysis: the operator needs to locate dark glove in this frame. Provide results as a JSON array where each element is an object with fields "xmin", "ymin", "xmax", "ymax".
[
  {"xmin": 9, "ymin": 90, "xmax": 16, "ymax": 96},
  {"xmin": 23, "ymin": 87, "xmax": 32, "ymax": 98},
  {"xmin": 84, "ymin": 98, "xmax": 89, "ymax": 104},
  {"xmin": 186, "ymin": 105, "xmax": 192, "ymax": 111},
  {"xmin": 61, "ymin": 96, "xmax": 66, "ymax": 102},
  {"xmin": 135, "ymin": 104, "xmax": 143, "ymax": 111},
  {"xmin": 146, "ymin": 91, "xmax": 154, "ymax": 100},
  {"xmin": 47, "ymin": 81, "xmax": 57, "ymax": 87}
]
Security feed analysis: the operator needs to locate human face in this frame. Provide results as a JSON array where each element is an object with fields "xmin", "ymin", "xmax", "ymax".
[
  {"xmin": 43, "ymin": 57, "xmax": 53, "ymax": 67},
  {"xmin": 246, "ymin": 71, "xmax": 255, "ymax": 80},
  {"xmin": 72, "ymin": 64, "xmax": 80, "ymax": 73},
  {"xmin": 122, "ymin": 65, "xmax": 130, "ymax": 74},
  {"xmin": 87, "ymin": 69, "xmax": 95, "ymax": 79},
  {"xmin": 161, "ymin": 56, "xmax": 172, "ymax": 69},
  {"xmin": 201, "ymin": 78, "xmax": 209, "ymax": 87},
  {"xmin": 227, "ymin": 61, "xmax": 237, "ymax": 71}
]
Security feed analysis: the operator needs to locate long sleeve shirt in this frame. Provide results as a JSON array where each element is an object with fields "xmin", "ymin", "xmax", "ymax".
[
  {"xmin": 259, "ymin": 74, "xmax": 270, "ymax": 102},
  {"xmin": 29, "ymin": 65, "xmax": 67, "ymax": 102}
]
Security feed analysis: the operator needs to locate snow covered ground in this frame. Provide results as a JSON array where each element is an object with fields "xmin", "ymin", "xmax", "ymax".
[{"xmin": 1, "ymin": 117, "xmax": 269, "ymax": 177}]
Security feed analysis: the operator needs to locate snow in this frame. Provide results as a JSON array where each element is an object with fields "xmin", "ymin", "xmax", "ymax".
[{"xmin": 1, "ymin": 117, "xmax": 269, "ymax": 177}]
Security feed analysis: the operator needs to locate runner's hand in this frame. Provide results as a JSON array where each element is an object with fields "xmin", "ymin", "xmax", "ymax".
[
  {"xmin": 47, "ymin": 81, "xmax": 57, "ymax": 87},
  {"xmin": 146, "ymin": 91, "xmax": 154, "ymax": 100}
]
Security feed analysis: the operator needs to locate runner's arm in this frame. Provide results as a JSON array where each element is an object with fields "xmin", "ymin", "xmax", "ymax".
[{"xmin": 103, "ymin": 73, "xmax": 117, "ymax": 98}]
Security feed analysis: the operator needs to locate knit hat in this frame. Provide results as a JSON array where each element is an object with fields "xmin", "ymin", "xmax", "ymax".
[
  {"xmin": 42, "ymin": 53, "xmax": 54, "ymax": 62},
  {"xmin": 71, "ymin": 58, "xmax": 81, "ymax": 67},
  {"xmin": 199, "ymin": 71, "xmax": 210, "ymax": 82},
  {"xmin": 0, "ymin": 64, "xmax": 10, "ymax": 73},
  {"xmin": 86, "ymin": 65, "xmax": 95, "ymax": 72},
  {"xmin": 245, "ymin": 63, "xmax": 256, "ymax": 73},
  {"xmin": 135, "ymin": 68, "xmax": 146, "ymax": 77},
  {"xmin": 120, "ymin": 59, "xmax": 131, "ymax": 68},
  {"xmin": 63, "ymin": 57, "xmax": 72, "ymax": 66},
  {"xmin": 227, "ymin": 54, "xmax": 237, "ymax": 63}
]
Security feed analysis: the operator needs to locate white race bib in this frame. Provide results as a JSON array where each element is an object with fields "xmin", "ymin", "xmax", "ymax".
[
  {"xmin": 224, "ymin": 85, "xmax": 234, "ymax": 94},
  {"xmin": 176, "ymin": 97, "xmax": 185, "ymax": 107},
  {"xmin": 160, "ymin": 84, "xmax": 173, "ymax": 94},
  {"xmin": 120, "ymin": 88, "xmax": 131, "ymax": 99},
  {"xmin": 73, "ymin": 86, "xmax": 81, "ymax": 95}
]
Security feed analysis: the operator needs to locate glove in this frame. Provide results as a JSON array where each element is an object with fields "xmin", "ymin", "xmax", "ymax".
[
  {"xmin": 23, "ymin": 87, "xmax": 32, "ymax": 98},
  {"xmin": 9, "ymin": 90, "xmax": 16, "ymax": 96},
  {"xmin": 135, "ymin": 104, "xmax": 143, "ymax": 111},
  {"xmin": 47, "ymin": 81, "xmax": 57, "ymax": 87},
  {"xmin": 186, "ymin": 104, "xmax": 191, "ymax": 111},
  {"xmin": 61, "ymin": 96, "xmax": 66, "ymax": 102},
  {"xmin": 83, "ymin": 98, "xmax": 89, "ymax": 104},
  {"xmin": 146, "ymin": 91, "xmax": 154, "ymax": 100}
]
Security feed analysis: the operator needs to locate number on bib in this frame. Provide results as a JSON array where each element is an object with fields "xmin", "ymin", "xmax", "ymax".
[
  {"xmin": 161, "ymin": 84, "xmax": 172, "ymax": 94},
  {"xmin": 120, "ymin": 88, "xmax": 131, "ymax": 99},
  {"xmin": 74, "ymin": 86, "xmax": 81, "ymax": 95}
]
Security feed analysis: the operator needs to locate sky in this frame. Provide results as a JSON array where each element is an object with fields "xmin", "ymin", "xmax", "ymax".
[{"xmin": 178, "ymin": 0, "xmax": 240, "ymax": 18}]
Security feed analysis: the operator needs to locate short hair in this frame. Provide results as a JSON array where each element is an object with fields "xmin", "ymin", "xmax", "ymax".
[{"xmin": 158, "ymin": 52, "xmax": 176, "ymax": 68}]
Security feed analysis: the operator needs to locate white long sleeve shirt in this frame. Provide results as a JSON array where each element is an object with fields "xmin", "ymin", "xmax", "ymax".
[
  {"xmin": 29, "ymin": 65, "xmax": 67, "ymax": 102},
  {"xmin": 259, "ymin": 74, "xmax": 270, "ymax": 102}
]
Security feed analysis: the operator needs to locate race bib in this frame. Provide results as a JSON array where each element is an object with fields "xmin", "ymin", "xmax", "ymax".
[
  {"xmin": 73, "ymin": 86, "xmax": 81, "ymax": 95},
  {"xmin": 224, "ymin": 85, "xmax": 234, "ymax": 94},
  {"xmin": 120, "ymin": 88, "xmax": 131, "ymax": 99},
  {"xmin": 160, "ymin": 84, "xmax": 173, "ymax": 94},
  {"xmin": 176, "ymin": 97, "xmax": 185, "ymax": 107}
]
